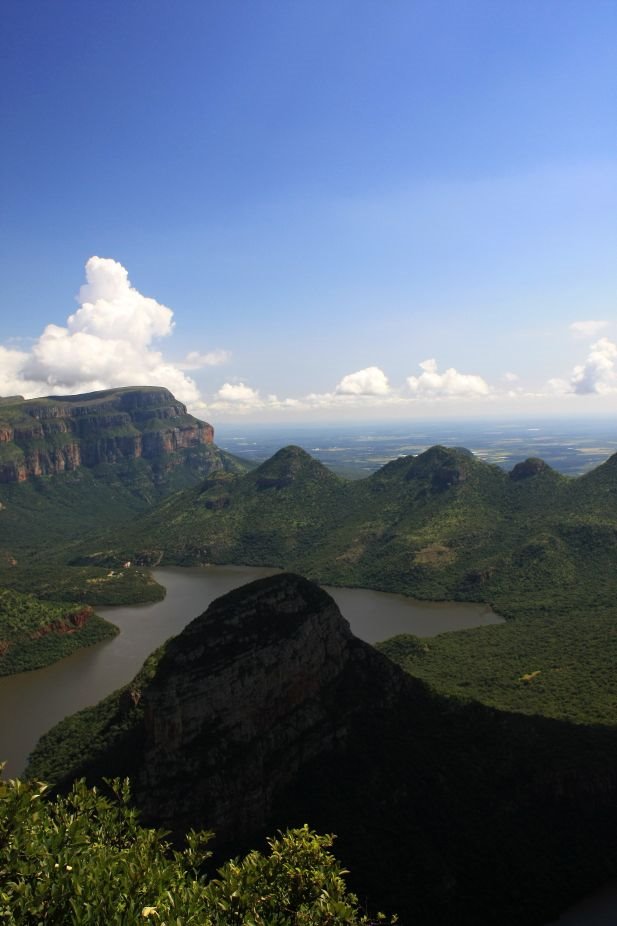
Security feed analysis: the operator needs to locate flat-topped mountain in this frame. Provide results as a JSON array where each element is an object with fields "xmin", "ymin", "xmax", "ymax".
[
  {"xmin": 0, "ymin": 386, "xmax": 216, "ymax": 483},
  {"xmin": 30, "ymin": 573, "xmax": 617, "ymax": 925}
]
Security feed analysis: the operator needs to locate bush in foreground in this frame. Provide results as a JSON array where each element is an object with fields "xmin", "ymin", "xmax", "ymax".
[{"xmin": 0, "ymin": 771, "xmax": 389, "ymax": 925}]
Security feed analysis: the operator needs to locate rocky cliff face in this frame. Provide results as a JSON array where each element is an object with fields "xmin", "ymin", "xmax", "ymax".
[
  {"xmin": 138, "ymin": 574, "xmax": 405, "ymax": 843},
  {"xmin": 0, "ymin": 386, "xmax": 214, "ymax": 483},
  {"xmin": 35, "ymin": 573, "xmax": 617, "ymax": 925}
]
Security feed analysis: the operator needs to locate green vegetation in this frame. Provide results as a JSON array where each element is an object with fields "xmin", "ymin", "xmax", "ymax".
[
  {"xmin": 0, "ymin": 588, "xmax": 117, "ymax": 677},
  {"xmin": 106, "ymin": 443, "xmax": 617, "ymax": 622},
  {"xmin": 7, "ymin": 437, "xmax": 617, "ymax": 721},
  {"xmin": 379, "ymin": 605, "xmax": 617, "ymax": 725},
  {"xmin": 0, "ymin": 773, "xmax": 378, "ymax": 925},
  {"xmin": 9, "ymin": 439, "xmax": 617, "ymax": 922}
]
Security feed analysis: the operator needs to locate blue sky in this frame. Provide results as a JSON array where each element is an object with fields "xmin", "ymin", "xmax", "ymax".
[{"xmin": 1, "ymin": 0, "xmax": 616, "ymax": 420}]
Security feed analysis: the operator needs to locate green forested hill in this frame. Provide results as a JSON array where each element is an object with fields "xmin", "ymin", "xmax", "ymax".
[
  {"xmin": 102, "ymin": 443, "xmax": 617, "ymax": 620},
  {"xmin": 0, "ymin": 587, "xmax": 117, "ymax": 675},
  {"xmin": 0, "ymin": 447, "xmax": 250, "ymax": 607}
]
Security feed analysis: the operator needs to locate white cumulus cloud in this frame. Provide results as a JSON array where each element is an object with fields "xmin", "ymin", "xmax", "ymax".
[
  {"xmin": 406, "ymin": 359, "xmax": 491, "ymax": 398},
  {"xmin": 0, "ymin": 257, "xmax": 227, "ymax": 407},
  {"xmin": 569, "ymin": 337, "xmax": 617, "ymax": 395},
  {"xmin": 335, "ymin": 366, "xmax": 390, "ymax": 396},
  {"xmin": 216, "ymin": 382, "xmax": 261, "ymax": 403},
  {"xmin": 570, "ymin": 320, "xmax": 609, "ymax": 339}
]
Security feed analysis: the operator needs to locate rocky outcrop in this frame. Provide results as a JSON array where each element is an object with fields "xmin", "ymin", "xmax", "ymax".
[
  {"xmin": 29, "ymin": 606, "xmax": 94, "ymax": 639},
  {"xmin": 0, "ymin": 387, "xmax": 215, "ymax": 483},
  {"xmin": 138, "ymin": 574, "xmax": 405, "ymax": 843},
  {"xmin": 509, "ymin": 457, "xmax": 552, "ymax": 480}
]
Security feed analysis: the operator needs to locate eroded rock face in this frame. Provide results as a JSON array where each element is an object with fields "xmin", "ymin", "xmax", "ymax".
[
  {"xmin": 0, "ymin": 387, "xmax": 214, "ymax": 483},
  {"xmin": 138, "ymin": 574, "xmax": 405, "ymax": 843}
]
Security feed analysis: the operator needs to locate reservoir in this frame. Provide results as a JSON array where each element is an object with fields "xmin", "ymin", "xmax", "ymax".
[{"xmin": 0, "ymin": 564, "xmax": 500, "ymax": 778}]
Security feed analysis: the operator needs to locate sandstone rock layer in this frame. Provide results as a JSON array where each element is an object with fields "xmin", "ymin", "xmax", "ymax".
[{"xmin": 0, "ymin": 386, "xmax": 214, "ymax": 483}]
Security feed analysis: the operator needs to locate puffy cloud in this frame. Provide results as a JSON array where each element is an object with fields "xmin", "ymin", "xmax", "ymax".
[
  {"xmin": 206, "ymin": 359, "xmax": 497, "ymax": 417},
  {"xmin": 406, "ymin": 359, "xmax": 491, "ymax": 399},
  {"xmin": 69, "ymin": 256, "xmax": 174, "ymax": 346},
  {"xmin": 0, "ymin": 257, "xmax": 228, "ymax": 407},
  {"xmin": 570, "ymin": 320, "xmax": 609, "ymax": 339},
  {"xmin": 216, "ymin": 382, "xmax": 261, "ymax": 403},
  {"xmin": 335, "ymin": 366, "xmax": 390, "ymax": 396},
  {"xmin": 503, "ymin": 371, "xmax": 519, "ymax": 383},
  {"xmin": 569, "ymin": 337, "xmax": 617, "ymax": 395}
]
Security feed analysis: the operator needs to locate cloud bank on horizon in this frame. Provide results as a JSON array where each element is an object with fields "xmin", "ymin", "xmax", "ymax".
[{"xmin": 1, "ymin": 257, "xmax": 615, "ymax": 417}]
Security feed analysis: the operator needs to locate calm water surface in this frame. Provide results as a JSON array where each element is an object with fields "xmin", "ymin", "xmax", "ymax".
[{"xmin": 0, "ymin": 565, "xmax": 501, "ymax": 777}]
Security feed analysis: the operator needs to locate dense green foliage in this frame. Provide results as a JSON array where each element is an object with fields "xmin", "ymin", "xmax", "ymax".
[
  {"xmin": 379, "ymin": 604, "xmax": 617, "ymax": 725},
  {"xmin": 0, "ymin": 451, "xmax": 246, "ymax": 603},
  {"xmin": 0, "ymin": 588, "xmax": 117, "ymax": 676},
  {"xmin": 108, "ymin": 445, "xmax": 617, "ymax": 619},
  {"xmin": 0, "ymin": 773, "xmax": 376, "ymax": 925}
]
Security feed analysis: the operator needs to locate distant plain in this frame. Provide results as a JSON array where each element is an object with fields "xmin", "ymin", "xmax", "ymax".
[{"xmin": 215, "ymin": 417, "xmax": 617, "ymax": 478}]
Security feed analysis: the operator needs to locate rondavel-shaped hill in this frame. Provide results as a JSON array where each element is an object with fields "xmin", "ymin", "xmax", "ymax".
[
  {"xmin": 101, "ymin": 442, "xmax": 617, "ymax": 621},
  {"xmin": 29, "ymin": 573, "xmax": 617, "ymax": 926}
]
